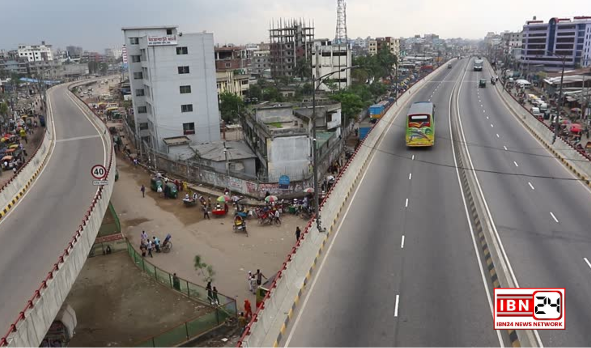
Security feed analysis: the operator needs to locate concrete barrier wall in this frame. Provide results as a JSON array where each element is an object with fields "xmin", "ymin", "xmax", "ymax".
[
  {"xmin": 238, "ymin": 61, "xmax": 453, "ymax": 347},
  {"xmin": 489, "ymin": 63, "xmax": 591, "ymax": 183},
  {"xmin": 0, "ymin": 83, "xmax": 116, "ymax": 347},
  {"xmin": 0, "ymin": 95, "xmax": 54, "ymax": 221}
]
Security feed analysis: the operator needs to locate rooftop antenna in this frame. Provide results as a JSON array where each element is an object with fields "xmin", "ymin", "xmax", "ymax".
[{"xmin": 334, "ymin": 0, "xmax": 348, "ymax": 44}]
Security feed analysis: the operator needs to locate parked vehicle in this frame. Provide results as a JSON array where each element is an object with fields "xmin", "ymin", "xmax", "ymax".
[{"xmin": 531, "ymin": 107, "xmax": 542, "ymax": 117}]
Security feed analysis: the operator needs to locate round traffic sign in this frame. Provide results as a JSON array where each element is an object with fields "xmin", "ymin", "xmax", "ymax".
[{"xmin": 91, "ymin": 164, "xmax": 107, "ymax": 180}]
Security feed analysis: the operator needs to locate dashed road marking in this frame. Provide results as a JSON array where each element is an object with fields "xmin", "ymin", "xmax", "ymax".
[
  {"xmin": 401, "ymin": 235, "xmax": 405, "ymax": 249},
  {"xmin": 584, "ymin": 257, "xmax": 591, "ymax": 270},
  {"xmin": 394, "ymin": 295, "xmax": 400, "ymax": 317},
  {"xmin": 503, "ymin": 146, "xmax": 508, "ymax": 151},
  {"xmin": 405, "ymin": 198, "xmax": 409, "ymax": 208},
  {"xmin": 412, "ymin": 155, "xmax": 415, "ymax": 161},
  {"xmin": 550, "ymin": 212, "xmax": 559, "ymax": 223},
  {"xmin": 490, "ymin": 124, "xmax": 494, "ymax": 128},
  {"xmin": 496, "ymin": 134, "xmax": 500, "ymax": 138},
  {"xmin": 528, "ymin": 182, "xmax": 535, "ymax": 190},
  {"xmin": 409, "ymin": 173, "xmax": 412, "ymax": 180},
  {"xmin": 513, "ymin": 161, "xmax": 519, "ymax": 167}
]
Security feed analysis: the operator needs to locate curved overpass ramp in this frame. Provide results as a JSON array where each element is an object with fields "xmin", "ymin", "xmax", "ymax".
[{"xmin": 0, "ymin": 81, "xmax": 114, "ymax": 346}]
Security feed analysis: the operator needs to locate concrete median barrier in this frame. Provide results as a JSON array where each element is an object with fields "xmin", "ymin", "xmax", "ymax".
[{"xmin": 238, "ymin": 61, "xmax": 454, "ymax": 347}]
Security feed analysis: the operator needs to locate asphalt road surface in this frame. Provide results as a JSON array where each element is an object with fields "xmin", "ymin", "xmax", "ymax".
[
  {"xmin": 0, "ymin": 84, "xmax": 106, "ymax": 336},
  {"xmin": 284, "ymin": 60, "xmax": 501, "ymax": 347},
  {"xmin": 461, "ymin": 59, "xmax": 591, "ymax": 347}
]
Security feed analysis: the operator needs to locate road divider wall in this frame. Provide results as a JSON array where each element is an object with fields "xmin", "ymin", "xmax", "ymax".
[
  {"xmin": 237, "ymin": 61, "xmax": 454, "ymax": 347},
  {"xmin": 489, "ymin": 63, "xmax": 591, "ymax": 186},
  {"xmin": 0, "ymin": 82, "xmax": 115, "ymax": 347}
]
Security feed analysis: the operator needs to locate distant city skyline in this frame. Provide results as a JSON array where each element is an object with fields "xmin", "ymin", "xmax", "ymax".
[{"xmin": 1, "ymin": 0, "xmax": 589, "ymax": 52}]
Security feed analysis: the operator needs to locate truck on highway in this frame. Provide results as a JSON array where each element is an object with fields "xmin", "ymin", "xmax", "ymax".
[{"xmin": 473, "ymin": 59, "xmax": 483, "ymax": 71}]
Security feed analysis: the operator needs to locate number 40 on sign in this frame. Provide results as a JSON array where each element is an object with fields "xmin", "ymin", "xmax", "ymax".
[{"xmin": 91, "ymin": 164, "xmax": 108, "ymax": 186}]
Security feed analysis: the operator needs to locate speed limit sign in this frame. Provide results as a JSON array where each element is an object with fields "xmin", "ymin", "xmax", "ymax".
[{"xmin": 91, "ymin": 164, "xmax": 107, "ymax": 180}]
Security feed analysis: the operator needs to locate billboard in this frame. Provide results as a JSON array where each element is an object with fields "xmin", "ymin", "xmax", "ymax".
[{"xmin": 147, "ymin": 35, "xmax": 178, "ymax": 46}]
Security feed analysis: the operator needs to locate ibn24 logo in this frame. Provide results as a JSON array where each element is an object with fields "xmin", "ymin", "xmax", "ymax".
[{"xmin": 494, "ymin": 288, "xmax": 565, "ymax": 330}]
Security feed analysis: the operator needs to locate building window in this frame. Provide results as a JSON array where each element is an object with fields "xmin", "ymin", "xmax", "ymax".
[
  {"xmin": 183, "ymin": 122, "xmax": 195, "ymax": 135},
  {"xmin": 129, "ymin": 37, "xmax": 139, "ymax": 45},
  {"xmin": 136, "ymin": 89, "xmax": 145, "ymax": 96},
  {"xmin": 180, "ymin": 85, "xmax": 192, "ymax": 94},
  {"xmin": 131, "ymin": 55, "xmax": 141, "ymax": 63},
  {"xmin": 137, "ymin": 106, "xmax": 147, "ymax": 113},
  {"xmin": 225, "ymin": 62, "xmax": 231, "ymax": 68},
  {"xmin": 166, "ymin": 29, "xmax": 173, "ymax": 35},
  {"xmin": 178, "ymin": 66, "xmax": 190, "ymax": 74},
  {"xmin": 139, "ymin": 122, "xmax": 149, "ymax": 130},
  {"xmin": 181, "ymin": 104, "xmax": 194, "ymax": 112},
  {"xmin": 176, "ymin": 47, "xmax": 188, "ymax": 55},
  {"xmin": 133, "ymin": 72, "xmax": 143, "ymax": 79}
]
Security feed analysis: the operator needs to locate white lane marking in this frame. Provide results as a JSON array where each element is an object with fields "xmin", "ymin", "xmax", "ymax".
[
  {"xmin": 394, "ymin": 295, "xmax": 400, "ymax": 317},
  {"xmin": 496, "ymin": 134, "xmax": 500, "ymax": 138},
  {"xmin": 490, "ymin": 124, "xmax": 494, "ymax": 128},
  {"xmin": 284, "ymin": 80, "xmax": 411, "ymax": 346},
  {"xmin": 486, "ymin": 116, "xmax": 489, "ymax": 119},
  {"xmin": 584, "ymin": 258, "xmax": 591, "ymax": 269},
  {"xmin": 56, "ymin": 134, "xmax": 101, "ymax": 143},
  {"xmin": 401, "ymin": 235, "xmax": 405, "ymax": 249},
  {"xmin": 412, "ymin": 155, "xmax": 415, "ymax": 160},
  {"xmin": 483, "ymin": 110, "xmax": 486, "ymax": 113},
  {"xmin": 503, "ymin": 146, "xmax": 508, "ymax": 151},
  {"xmin": 528, "ymin": 182, "xmax": 535, "ymax": 190},
  {"xmin": 405, "ymin": 198, "xmax": 409, "ymax": 208},
  {"xmin": 550, "ymin": 212, "xmax": 559, "ymax": 223},
  {"xmin": 514, "ymin": 161, "xmax": 519, "ymax": 167},
  {"xmin": 409, "ymin": 173, "xmax": 412, "ymax": 180}
]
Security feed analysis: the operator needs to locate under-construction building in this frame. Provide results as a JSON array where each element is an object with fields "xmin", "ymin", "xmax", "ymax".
[{"xmin": 269, "ymin": 19, "xmax": 315, "ymax": 78}]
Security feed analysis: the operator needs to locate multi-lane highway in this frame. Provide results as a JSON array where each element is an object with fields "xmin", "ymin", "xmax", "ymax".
[
  {"xmin": 283, "ymin": 59, "xmax": 503, "ymax": 346},
  {"xmin": 0, "ymin": 84, "xmax": 107, "ymax": 334},
  {"xmin": 463, "ymin": 61, "xmax": 591, "ymax": 347},
  {"xmin": 282, "ymin": 57, "xmax": 591, "ymax": 347}
]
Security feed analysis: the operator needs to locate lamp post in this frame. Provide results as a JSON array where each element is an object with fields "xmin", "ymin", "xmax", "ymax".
[{"xmin": 311, "ymin": 60, "xmax": 359, "ymax": 233}]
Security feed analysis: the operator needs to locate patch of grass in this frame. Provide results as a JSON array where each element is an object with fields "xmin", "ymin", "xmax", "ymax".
[{"xmin": 268, "ymin": 122, "xmax": 283, "ymax": 128}]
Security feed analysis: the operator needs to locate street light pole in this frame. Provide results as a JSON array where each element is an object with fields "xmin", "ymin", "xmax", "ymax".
[{"xmin": 552, "ymin": 55, "xmax": 566, "ymax": 144}]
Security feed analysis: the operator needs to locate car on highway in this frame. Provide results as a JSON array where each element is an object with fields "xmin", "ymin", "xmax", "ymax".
[{"xmin": 448, "ymin": 64, "xmax": 452, "ymax": 69}]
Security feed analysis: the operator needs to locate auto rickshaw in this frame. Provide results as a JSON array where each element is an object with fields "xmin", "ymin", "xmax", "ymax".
[
  {"xmin": 163, "ymin": 182, "xmax": 178, "ymax": 199},
  {"xmin": 150, "ymin": 177, "xmax": 163, "ymax": 192},
  {"xmin": 479, "ymin": 79, "xmax": 487, "ymax": 88}
]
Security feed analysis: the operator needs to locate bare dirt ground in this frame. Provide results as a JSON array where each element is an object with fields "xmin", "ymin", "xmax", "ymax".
[
  {"xmin": 111, "ymin": 154, "xmax": 304, "ymax": 307},
  {"xmin": 66, "ymin": 252, "xmax": 213, "ymax": 347}
]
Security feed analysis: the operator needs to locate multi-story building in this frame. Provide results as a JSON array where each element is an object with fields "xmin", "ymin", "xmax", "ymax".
[
  {"xmin": 269, "ymin": 19, "xmax": 315, "ymax": 78},
  {"xmin": 105, "ymin": 48, "xmax": 123, "ymax": 61},
  {"xmin": 214, "ymin": 45, "xmax": 250, "ymax": 72},
  {"xmin": 216, "ymin": 70, "xmax": 250, "ymax": 98},
  {"xmin": 122, "ymin": 25, "xmax": 221, "ymax": 152},
  {"xmin": 521, "ymin": 16, "xmax": 591, "ymax": 71},
  {"xmin": 0, "ymin": 59, "xmax": 28, "ymax": 76},
  {"xmin": 66, "ymin": 46, "xmax": 83, "ymax": 59},
  {"xmin": 17, "ymin": 42, "xmax": 53, "ymax": 62},
  {"xmin": 502, "ymin": 31, "xmax": 523, "ymax": 48},
  {"xmin": 368, "ymin": 37, "xmax": 400, "ymax": 58},
  {"xmin": 311, "ymin": 39, "xmax": 351, "ymax": 91},
  {"xmin": 251, "ymin": 43, "xmax": 270, "ymax": 77}
]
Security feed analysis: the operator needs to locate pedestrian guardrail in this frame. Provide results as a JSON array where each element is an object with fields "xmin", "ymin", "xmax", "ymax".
[
  {"xmin": 237, "ymin": 60, "xmax": 453, "ymax": 347},
  {"xmin": 125, "ymin": 241, "xmax": 237, "ymax": 347}
]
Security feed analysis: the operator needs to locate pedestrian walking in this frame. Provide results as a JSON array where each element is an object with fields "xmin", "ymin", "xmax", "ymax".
[
  {"xmin": 295, "ymin": 226, "xmax": 301, "ymax": 241},
  {"xmin": 172, "ymin": 273, "xmax": 181, "ymax": 291},
  {"xmin": 153, "ymin": 236, "xmax": 161, "ymax": 253},
  {"xmin": 203, "ymin": 205, "xmax": 210, "ymax": 219},
  {"xmin": 206, "ymin": 281, "xmax": 214, "ymax": 304},
  {"xmin": 255, "ymin": 269, "xmax": 267, "ymax": 286},
  {"xmin": 247, "ymin": 271, "xmax": 254, "ymax": 293},
  {"xmin": 238, "ymin": 312, "xmax": 247, "ymax": 334},
  {"xmin": 212, "ymin": 287, "xmax": 220, "ymax": 305},
  {"xmin": 140, "ymin": 184, "xmax": 145, "ymax": 198},
  {"xmin": 146, "ymin": 240, "xmax": 153, "ymax": 258},
  {"xmin": 140, "ymin": 242, "xmax": 147, "ymax": 258},
  {"xmin": 207, "ymin": 197, "xmax": 212, "ymax": 210},
  {"xmin": 141, "ymin": 230, "xmax": 148, "ymax": 244},
  {"xmin": 244, "ymin": 299, "xmax": 253, "ymax": 320},
  {"xmin": 182, "ymin": 181, "xmax": 188, "ymax": 192}
]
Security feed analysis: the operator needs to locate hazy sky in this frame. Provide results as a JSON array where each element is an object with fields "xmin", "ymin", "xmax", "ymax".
[{"xmin": 1, "ymin": 0, "xmax": 589, "ymax": 51}]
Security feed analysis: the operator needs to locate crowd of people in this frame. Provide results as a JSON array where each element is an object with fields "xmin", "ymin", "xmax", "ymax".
[{"xmin": 138, "ymin": 230, "xmax": 171, "ymax": 258}]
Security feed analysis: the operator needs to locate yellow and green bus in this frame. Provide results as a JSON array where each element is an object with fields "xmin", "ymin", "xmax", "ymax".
[{"xmin": 406, "ymin": 101, "xmax": 435, "ymax": 147}]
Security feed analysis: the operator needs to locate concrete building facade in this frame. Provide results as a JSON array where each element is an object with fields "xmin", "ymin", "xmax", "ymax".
[
  {"xmin": 311, "ymin": 39, "xmax": 351, "ymax": 92},
  {"xmin": 521, "ymin": 16, "xmax": 591, "ymax": 71},
  {"xmin": 369, "ymin": 37, "xmax": 400, "ymax": 58},
  {"xmin": 122, "ymin": 25, "xmax": 221, "ymax": 152},
  {"xmin": 216, "ymin": 71, "xmax": 250, "ymax": 98},
  {"xmin": 269, "ymin": 19, "xmax": 315, "ymax": 78},
  {"xmin": 18, "ymin": 42, "xmax": 53, "ymax": 62}
]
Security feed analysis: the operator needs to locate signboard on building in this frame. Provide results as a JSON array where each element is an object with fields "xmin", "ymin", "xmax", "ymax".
[{"xmin": 147, "ymin": 35, "xmax": 178, "ymax": 46}]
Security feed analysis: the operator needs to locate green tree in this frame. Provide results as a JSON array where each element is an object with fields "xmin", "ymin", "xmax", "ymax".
[
  {"xmin": 262, "ymin": 86, "xmax": 284, "ymax": 102},
  {"xmin": 247, "ymin": 84, "xmax": 263, "ymax": 101},
  {"xmin": 294, "ymin": 57, "xmax": 312, "ymax": 79},
  {"xmin": 330, "ymin": 91, "xmax": 365, "ymax": 127},
  {"xmin": 219, "ymin": 91, "xmax": 244, "ymax": 122},
  {"xmin": 99, "ymin": 63, "xmax": 108, "ymax": 75}
]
